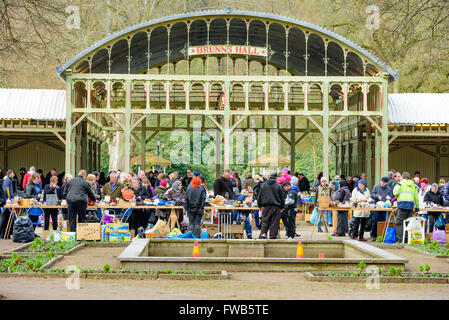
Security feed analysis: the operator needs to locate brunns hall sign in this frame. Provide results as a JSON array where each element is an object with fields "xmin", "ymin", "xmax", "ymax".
[{"xmin": 188, "ymin": 45, "xmax": 268, "ymax": 57}]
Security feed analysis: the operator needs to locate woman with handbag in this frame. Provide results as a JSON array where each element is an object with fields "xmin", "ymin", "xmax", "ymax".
[{"xmin": 350, "ymin": 179, "xmax": 371, "ymax": 241}]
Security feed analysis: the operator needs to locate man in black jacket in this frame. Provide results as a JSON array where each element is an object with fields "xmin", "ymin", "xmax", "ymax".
[
  {"xmin": 298, "ymin": 173, "xmax": 310, "ymax": 193},
  {"xmin": 63, "ymin": 170, "xmax": 96, "ymax": 232},
  {"xmin": 213, "ymin": 169, "xmax": 234, "ymax": 199},
  {"xmin": 181, "ymin": 168, "xmax": 193, "ymax": 190},
  {"xmin": 257, "ymin": 172, "xmax": 286, "ymax": 239}
]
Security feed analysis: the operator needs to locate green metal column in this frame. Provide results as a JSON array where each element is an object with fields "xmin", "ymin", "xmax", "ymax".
[
  {"xmin": 141, "ymin": 120, "xmax": 146, "ymax": 171},
  {"xmin": 65, "ymin": 69, "xmax": 73, "ymax": 175},
  {"xmin": 290, "ymin": 116, "xmax": 296, "ymax": 173},
  {"xmin": 322, "ymin": 81, "xmax": 330, "ymax": 179},
  {"xmin": 381, "ymin": 73, "xmax": 389, "ymax": 177},
  {"xmin": 374, "ymin": 130, "xmax": 381, "ymax": 184},
  {"xmin": 124, "ymin": 80, "xmax": 132, "ymax": 173},
  {"xmin": 223, "ymin": 80, "xmax": 231, "ymax": 170},
  {"xmin": 365, "ymin": 124, "xmax": 372, "ymax": 188},
  {"xmin": 81, "ymin": 121, "xmax": 88, "ymax": 170}
]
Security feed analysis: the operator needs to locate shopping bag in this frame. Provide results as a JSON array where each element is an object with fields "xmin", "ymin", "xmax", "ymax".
[
  {"xmin": 434, "ymin": 215, "xmax": 445, "ymax": 229},
  {"xmin": 310, "ymin": 208, "xmax": 319, "ymax": 225},
  {"xmin": 432, "ymin": 228, "xmax": 446, "ymax": 244},
  {"xmin": 384, "ymin": 226, "xmax": 396, "ymax": 243}
]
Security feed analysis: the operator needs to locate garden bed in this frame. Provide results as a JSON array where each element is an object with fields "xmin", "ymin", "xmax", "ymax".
[
  {"xmin": 405, "ymin": 242, "xmax": 449, "ymax": 258},
  {"xmin": 305, "ymin": 271, "xmax": 449, "ymax": 284},
  {"xmin": 0, "ymin": 267, "xmax": 228, "ymax": 280},
  {"xmin": 4, "ymin": 239, "xmax": 84, "ymax": 257}
]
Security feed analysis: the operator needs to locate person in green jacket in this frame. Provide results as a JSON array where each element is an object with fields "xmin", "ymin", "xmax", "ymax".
[
  {"xmin": 393, "ymin": 171, "xmax": 419, "ymax": 243},
  {"xmin": 102, "ymin": 171, "xmax": 124, "ymax": 201}
]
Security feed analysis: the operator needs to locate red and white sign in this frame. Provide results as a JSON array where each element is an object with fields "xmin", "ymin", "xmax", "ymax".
[{"xmin": 188, "ymin": 45, "xmax": 267, "ymax": 57}]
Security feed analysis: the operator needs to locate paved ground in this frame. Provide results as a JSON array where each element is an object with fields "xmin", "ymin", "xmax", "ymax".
[{"xmin": 1, "ymin": 223, "xmax": 448, "ymax": 300}]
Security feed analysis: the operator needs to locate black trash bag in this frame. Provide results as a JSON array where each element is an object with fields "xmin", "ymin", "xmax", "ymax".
[
  {"xmin": 13, "ymin": 216, "xmax": 35, "ymax": 243},
  {"xmin": 364, "ymin": 214, "xmax": 373, "ymax": 232}
]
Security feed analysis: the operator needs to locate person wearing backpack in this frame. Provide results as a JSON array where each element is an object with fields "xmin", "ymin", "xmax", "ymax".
[
  {"xmin": 281, "ymin": 181, "xmax": 301, "ymax": 240},
  {"xmin": 185, "ymin": 177, "xmax": 206, "ymax": 238}
]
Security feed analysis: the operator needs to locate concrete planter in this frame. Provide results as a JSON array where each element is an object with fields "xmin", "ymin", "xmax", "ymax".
[
  {"xmin": 118, "ymin": 239, "xmax": 408, "ymax": 272},
  {"xmin": 158, "ymin": 270, "xmax": 228, "ymax": 280},
  {"xmin": 84, "ymin": 242, "xmax": 130, "ymax": 248},
  {"xmin": 84, "ymin": 273, "xmax": 158, "ymax": 280},
  {"xmin": 404, "ymin": 245, "xmax": 449, "ymax": 258},
  {"xmin": 41, "ymin": 255, "xmax": 64, "ymax": 269},
  {"xmin": 305, "ymin": 272, "xmax": 449, "ymax": 284},
  {"xmin": 0, "ymin": 270, "xmax": 227, "ymax": 280}
]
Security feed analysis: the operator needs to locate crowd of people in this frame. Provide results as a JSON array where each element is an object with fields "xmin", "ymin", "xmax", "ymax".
[{"xmin": 1, "ymin": 165, "xmax": 448, "ymax": 243}]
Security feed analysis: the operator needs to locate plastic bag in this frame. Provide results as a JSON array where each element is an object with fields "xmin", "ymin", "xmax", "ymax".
[
  {"xmin": 384, "ymin": 226, "xmax": 396, "ymax": 243},
  {"xmin": 435, "ymin": 215, "xmax": 445, "ymax": 229},
  {"xmin": 12, "ymin": 216, "xmax": 35, "ymax": 243},
  {"xmin": 200, "ymin": 229, "xmax": 208, "ymax": 239},
  {"xmin": 432, "ymin": 228, "xmax": 446, "ymax": 244},
  {"xmin": 310, "ymin": 208, "xmax": 319, "ymax": 225}
]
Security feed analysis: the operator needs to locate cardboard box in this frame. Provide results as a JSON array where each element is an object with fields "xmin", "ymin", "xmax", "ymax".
[
  {"xmin": 109, "ymin": 232, "xmax": 131, "ymax": 242},
  {"xmin": 52, "ymin": 231, "xmax": 76, "ymax": 242},
  {"xmin": 58, "ymin": 220, "xmax": 70, "ymax": 232},
  {"xmin": 76, "ymin": 223, "xmax": 101, "ymax": 241},
  {"xmin": 130, "ymin": 229, "xmax": 135, "ymax": 239},
  {"xmin": 305, "ymin": 214, "xmax": 312, "ymax": 222},
  {"xmin": 446, "ymin": 224, "xmax": 449, "ymax": 233},
  {"xmin": 104, "ymin": 223, "xmax": 129, "ymax": 234},
  {"xmin": 145, "ymin": 230, "xmax": 167, "ymax": 238},
  {"xmin": 202, "ymin": 224, "xmax": 219, "ymax": 237}
]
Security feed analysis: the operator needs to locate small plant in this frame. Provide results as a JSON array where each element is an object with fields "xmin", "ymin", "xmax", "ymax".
[
  {"xmin": 425, "ymin": 264, "xmax": 431, "ymax": 273},
  {"xmin": 103, "ymin": 264, "xmax": 111, "ymax": 273},
  {"xmin": 165, "ymin": 269, "xmax": 172, "ymax": 274},
  {"xmin": 328, "ymin": 271, "xmax": 334, "ymax": 277},
  {"xmin": 419, "ymin": 265, "xmax": 424, "ymax": 276},
  {"xmin": 327, "ymin": 235, "xmax": 332, "ymax": 240},
  {"xmin": 388, "ymin": 267, "xmax": 396, "ymax": 276},
  {"xmin": 358, "ymin": 261, "xmax": 367, "ymax": 273},
  {"xmin": 378, "ymin": 267, "xmax": 383, "ymax": 275},
  {"xmin": 376, "ymin": 236, "xmax": 383, "ymax": 242},
  {"xmin": 352, "ymin": 271, "xmax": 359, "ymax": 276},
  {"xmin": 396, "ymin": 267, "xmax": 403, "ymax": 277}
]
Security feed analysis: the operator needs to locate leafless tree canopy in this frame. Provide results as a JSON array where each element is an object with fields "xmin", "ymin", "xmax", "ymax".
[{"xmin": 0, "ymin": 0, "xmax": 447, "ymax": 92}]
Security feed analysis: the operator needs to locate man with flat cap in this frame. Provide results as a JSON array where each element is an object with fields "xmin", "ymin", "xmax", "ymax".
[{"xmin": 257, "ymin": 172, "xmax": 286, "ymax": 239}]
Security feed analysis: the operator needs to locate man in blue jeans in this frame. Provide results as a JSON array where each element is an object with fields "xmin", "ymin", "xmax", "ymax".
[
  {"xmin": 370, "ymin": 176, "xmax": 393, "ymax": 241},
  {"xmin": 232, "ymin": 194, "xmax": 253, "ymax": 239}
]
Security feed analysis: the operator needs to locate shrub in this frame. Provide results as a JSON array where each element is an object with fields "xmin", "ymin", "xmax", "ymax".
[
  {"xmin": 103, "ymin": 264, "xmax": 111, "ymax": 273},
  {"xmin": 376, "ymin": 236, "xmax": 383, "ymax": 242}
]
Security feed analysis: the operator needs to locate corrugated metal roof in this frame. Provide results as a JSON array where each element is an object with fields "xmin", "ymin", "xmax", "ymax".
[
  {"xmin": 0, "ymin": 88, "xmax": 66, "ymax": 121},
  {"xmin": 388, "ymin": 93, "xmax": 449, "ymax": 125}
]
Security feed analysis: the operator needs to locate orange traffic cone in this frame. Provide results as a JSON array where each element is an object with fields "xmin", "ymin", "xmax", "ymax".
[
  {"xmin": 296, "ymin": 241, "xmax": 304, "ymax": 258},
  {"xmin": 193, "ymin": 241, "xmax": 200, "ymax": 257},
  {"xmin": 319, "ymin": 253, "xmax": 325, "ymax": 259}
]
